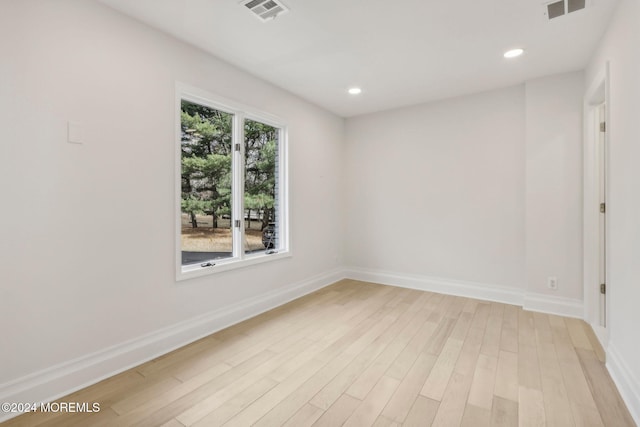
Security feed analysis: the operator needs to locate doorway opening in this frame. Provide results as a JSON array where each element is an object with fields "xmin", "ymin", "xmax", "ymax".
[{"xmin": 584, "ymin": 63, "xmax": 609, "ymax": 347}]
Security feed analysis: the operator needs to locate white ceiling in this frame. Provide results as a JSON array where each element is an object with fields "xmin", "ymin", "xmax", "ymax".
[{"xmin": 99, "ymin": 0, "xmax": 618, "ymax": 117}]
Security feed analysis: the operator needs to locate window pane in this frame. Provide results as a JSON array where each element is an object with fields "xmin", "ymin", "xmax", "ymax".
[
  {"xmin": 243, "ymin": 118, "xmax": 279, "ymax": 254},
  {"xmin": 180, "ymin": 100, "xmax": 233, "ymax": 265}
]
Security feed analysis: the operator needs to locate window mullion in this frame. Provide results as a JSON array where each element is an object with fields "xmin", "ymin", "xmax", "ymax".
[{"xmin": 233, "ymin": 112, "xmax": 246, "ymax": 260}]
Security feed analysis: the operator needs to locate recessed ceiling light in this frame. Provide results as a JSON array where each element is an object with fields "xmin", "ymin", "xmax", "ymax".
[
  {"xmin": 348, "ymin": 87, "xmax": 362, "ymax": 95},
  {"xmin": 504, "ymin": 48, "xmax": 524, "ymax": 59}
]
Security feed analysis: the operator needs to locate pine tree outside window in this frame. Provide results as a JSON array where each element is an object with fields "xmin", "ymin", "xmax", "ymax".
[{"xmin": 176, "ymin": 84, "xmax": 289, "ymax": 280}]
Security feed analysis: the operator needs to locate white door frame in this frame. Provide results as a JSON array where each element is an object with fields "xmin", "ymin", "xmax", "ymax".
[{"xmin": 583, "ymin": 62, "xmax": 610, "ymax": 348}]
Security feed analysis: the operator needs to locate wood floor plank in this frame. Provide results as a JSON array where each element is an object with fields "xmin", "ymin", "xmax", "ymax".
[
  {"xmin": 344, "ymin": 306, "xmax": 425, "ymax": 399},
  {"xmin": 281, "ymin": 404, "xmax": 324, "ymax": 427},
  {"xmin": 519, "ymin": 310, "xmax": 536, "ymax": 346},
  {"xmin": 471, "ymin": 303, "xmax": 491, "ymax": 332},
  {"xmin": 159, "ymin": 420, "xmax": 186, "ymax": 427},
  {"xmin": 60, "ymin": 369, "xmax": 147, "ymax": 404},
  {"xmin": 342, "ymin": 376, "xmax": 400, "ymax": 427},
  {"xmin": 385, "ymin": 317, "xmax": 438, "ymax": 380},
  {"xmin": 467, "ymin": 353, "xmax": 498, "ymax": 410},
  {"xmin": 518, "ymin": 386, "xmax": 546, "ymax": 427},
  {"xmin": 420, "ymin": 338, "xmax": 464, "ymax": 401},
  {"xmin": 308, "ymin": 309, "xmax": 410, "ymax": 410},
  {"xmin": 171, "ymin": 342, "xmax": 309, "ymax": 426},
  {"xmin": 426, "ymin": 294, "xmax": 453, "ymax": 324},
  {"xmin": 5, "ymin": 281, "xmax": 633, "ymax": 427},
  {"xmin": 480, "ymin": 303, "xmax": 504, "ymax": 357},
  {"xmin": 222, "ymin": 358, "xmax": 328, "ymax": 427},
  {"xmin": 570, "ymin": 402, "xmax": 605, "ymax": 427},
  {"xmin": 254, "ymin": 348, "xmax": 371, "ymax": 427},
  {"xmin": 494, "ymin": 350, "xmax": 518, "ymax": 402},
  {"xmin": 532, "ymin": 312, "xmax": 553, "ymax": 345},
  {"xmin": 113, "ymin": 366, "xmax": 227, "ymax": 417},
  {"xmin": 234, "ymin": 302, "xmax": 410, "ymax": 426},
  {"xmin": 560, "ymin": 361, "xmax": 600, "ymax": 409},
  {"xmin": 31, "ymin": 406, "xmax": 121, "ymax": 427},
  {"xmin": 431, "ymin": 371, "xmax": 472, "ymax": 427},
  {"xmin": 403, "ymin": 396, "xmax": 439, "ymax": 427},
  {"xmin": 564, "ymin": 318, "xmax": 594, "ymax": 351},
  {"xmin": 461, "ymin": 404, "xmax": 491, "ymax": 427},
  {"xmin": 462, "ymin": 297, "xmax": 478, "ymax": 313},
  {"xmin": 547, "ymin": 313, "xmax": 566, "ymax": 329},
  {"xmin": 444, "ymin": 296, "xmax": 467, "ymax": 320},
  {"xmin": 500, "ymin": 304, "xmax": 519, "ymax": 353},
  {"xmin": 135, "ymin": 335, "xmax": 222, "ymax": 378},
  {"xmin": 380, "ymin": 352, "xmax": 438, "ymax": 423},
  {"xmin": 491, "ymin": 396, "xmax": 519, "ymax": 427},
  {"xmin": 171, "ymin": 306, "xmax": 332, "ymax": 382},
  {"xmin": 537, "ymin": 341, "xmax": 574, "ymax": 427},
  {"xmin": 541, "ymin": 376, "xmax": 575, "ymax": 427},
  {"xmin": 372, "ymin": 415, "xmax": 400, "ymax": 427},
  {"xmin": 449, "ymin": 311, "xmax": 474, "ymax": 341},
  {"xmin": 2, "ymin": 371, "xmax": 149, "ymax": 427},
  {"xmin": 188, "ymin": 377, "xmax": 278, "ymax": 427},
  {"xmin": 454, "ymin": 324, "xmax": 484, "ymax": 377},
  {"xmin": 105, "ymin": 351, "xmax": 279, "ymax": 427},
  {"xmin": 518, "ymin": 342, "xmax": 541, "ymax": 390},
  {"xmin": 581, "ymin": 324, "xmax": 606, "ymax": 363},
  {"xmin": 311, "ymin": 394, "xmax": 360, "ymax": 427},
  {"xmin": 423, "ymin": 317, "xmax": 457, "ymax": 356},
  {"xmin": 576, "ymin": 348, "xmax": 636, "ymax": 427}
]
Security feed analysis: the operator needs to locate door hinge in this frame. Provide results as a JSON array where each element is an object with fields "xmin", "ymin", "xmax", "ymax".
[
  {"xmin": 600, "ymin": 202, "xmax": 606, "ymax": 213},
  {"xmin": 600, "ymin": 122, "xmax": 606, "ymax": 132},
  {"xmin": 234, "ymin": 219, "xmax": 241, "ymax": 228},
  {"xmin": 600, "ymin": 283, "xmax": 606, "ymax": 294},
  {"xmin": 235, "ymin": 143, "xmax": 241, "ymax": 152}
]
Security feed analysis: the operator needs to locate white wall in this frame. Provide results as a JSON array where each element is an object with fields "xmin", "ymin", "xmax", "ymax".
[
  {"xmin": 0, "ymin": 0, "xmax": 344, "ymax": 395},
  {"xmin": 344, "ymin": 78, "xmax": 585, "ymax": 312},
  {"xmin": 525, "ymin": 72, "xmax": 584, "ymax": 300},
  {"xmin": 345, "ymin": 86, "xmax": 527, "ymax": 290},
  {"xmin": 586, "ymin": 0, "xmax": 640, "ymax": 421}
]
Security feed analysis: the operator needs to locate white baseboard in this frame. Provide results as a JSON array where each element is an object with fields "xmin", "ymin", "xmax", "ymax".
[
  {"xmin": 344, "ymin": 266, "xmax": 583, "ymax": 318},
  {"xmin": 0, "ymin": 268, "xmax": 345, "ymax": 423},
  {"xmin": 590, "ymin": 323, "xmax": 609, "ymax": 350},
  {"xmin": 345, "ymin": 266, "xmax": 524, "ymax": 306},
  {"xmin": 522, "ymin": 293, "xmax": 584, "ymax": 318},
  {"xmin": 607, "ymin": 344, "xmax": 640, "ymax": 426}
]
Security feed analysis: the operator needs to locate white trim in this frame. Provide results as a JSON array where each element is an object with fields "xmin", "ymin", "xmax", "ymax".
[
  {"xmin": 345, "ymin": 267, "xmax": 523, "ymax": 305},
  {"xmin": 344, "ymin": 267, "xmax": 583, "ymax": 318},
  {"xmin": 0, "ymin": 268, "xmax": 344, "ymax": 423},
  {"xmin": 607, "ymin": 344, "xmax": 640, "ymax": 426},
  {"xmin": 590, "ymin": 322, "xmax": 609, "ymax": 350},
  {"xmin": 583, "ymin": 63, "xmax": 610, "ymax": 331},
  {"xmin": 522, "ymin": 293, "xmax": 583, "ymax": 318},
  {"xmin": 178, "ymin": 250, "xmax": 293, "ymax": 280}
]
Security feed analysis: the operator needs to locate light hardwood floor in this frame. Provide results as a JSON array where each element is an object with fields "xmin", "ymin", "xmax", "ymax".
[{"xmin": 4, "ymin": 280, "xmax": 636, "ymax": 427}]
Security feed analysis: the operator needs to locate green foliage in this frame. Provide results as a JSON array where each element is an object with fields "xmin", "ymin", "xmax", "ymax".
[
  {"xmin": 181, "ymin": 101, "xmax": 278, "ymax": 229},
  {"xmin": 181, "ymin": 195, "xmax": 210, "ymax": 215},
  {"xmin": 245, "ymin": 193, "xmax": 274, "ymax": 211}
]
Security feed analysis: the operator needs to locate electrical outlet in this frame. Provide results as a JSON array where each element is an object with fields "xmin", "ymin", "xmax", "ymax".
[{"xmin": 547, "ymin": 276, "xmax": 558, "ymax": 290}]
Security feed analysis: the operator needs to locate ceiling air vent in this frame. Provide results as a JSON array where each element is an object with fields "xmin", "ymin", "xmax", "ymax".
[
  {"xmin": 242, "ymin": 0, "xmax": 288, "ymax": 21},
  {"xmin": 545, "ymin": 0, "xmax": 587, "ymax": 19}
]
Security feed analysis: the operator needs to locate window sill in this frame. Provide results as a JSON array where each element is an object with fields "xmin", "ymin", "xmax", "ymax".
[{"xmin": 176, "ymin": 250, "xmax": 292, "ymax": 282}]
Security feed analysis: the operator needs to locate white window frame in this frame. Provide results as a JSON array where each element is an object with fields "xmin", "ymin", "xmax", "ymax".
[{"xmin": 175, "ymin": 83, "xmax": 290, "ymax": 281}]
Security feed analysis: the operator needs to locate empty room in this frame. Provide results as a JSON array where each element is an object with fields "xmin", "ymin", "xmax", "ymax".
[{"xmin": 1, "ymin": 0, "xmax": 639, "ymax": 426}]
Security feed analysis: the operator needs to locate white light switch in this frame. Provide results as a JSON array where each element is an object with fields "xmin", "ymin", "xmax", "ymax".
[{"xmin": 68, "ymin": 121, "xmax": 83, "ymax": 144}]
